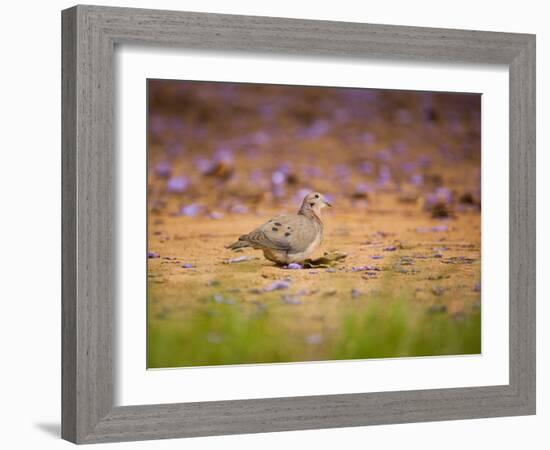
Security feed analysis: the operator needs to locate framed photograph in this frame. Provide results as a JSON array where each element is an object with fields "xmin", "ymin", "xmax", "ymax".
[{"xmin": 62, "ymin": 5, "xmax": 536, "ymax": 444}]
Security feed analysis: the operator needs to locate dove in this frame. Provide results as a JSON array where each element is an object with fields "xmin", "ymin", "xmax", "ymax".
[{"xmin": 227, "ymin": 192, "xmax": 332, "ymax": 265}]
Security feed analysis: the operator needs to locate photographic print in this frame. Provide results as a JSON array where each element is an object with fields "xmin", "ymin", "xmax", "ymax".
[{"xmin": 147, "ymin": 79, "xmax": 482, "ymax": 369}]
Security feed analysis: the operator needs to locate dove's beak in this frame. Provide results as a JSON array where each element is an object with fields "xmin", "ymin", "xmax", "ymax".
[{"xmin": 324, "ymin": 200, "xmax": 332, "ymax": 208}]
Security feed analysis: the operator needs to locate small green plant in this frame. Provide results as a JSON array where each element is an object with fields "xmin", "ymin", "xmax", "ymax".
[
  {"xmin": 148, "ymin": 303, "xmax": 301, "ymax": 368},
  {"xmin": 148, "ymin": 289, "xmax": 481, "ymax": 368},
  {"xmin": 330, "ymin": 297, "xmax": 481, "ymax": 360}
]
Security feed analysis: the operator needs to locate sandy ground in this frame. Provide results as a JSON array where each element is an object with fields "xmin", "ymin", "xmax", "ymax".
[
  {"xmin": 146, "ymin": 81, "xmax": 482, "ymax": 366},
  {"xmin": 147, "ymin": 195, "xmax": 481, "ymax": 362}
]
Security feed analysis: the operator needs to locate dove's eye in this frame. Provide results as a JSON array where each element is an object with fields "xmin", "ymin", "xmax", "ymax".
[{"xmin": 315, "ymin": 194, "xmax": 319, "ymax": 198}]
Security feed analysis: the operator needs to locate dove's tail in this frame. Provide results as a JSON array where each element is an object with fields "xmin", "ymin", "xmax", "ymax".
[{"xmin": 226, "ymin": 236, "xmax": 251, "ymax": 251}]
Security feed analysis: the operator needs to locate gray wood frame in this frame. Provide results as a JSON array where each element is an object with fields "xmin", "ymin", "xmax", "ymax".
[{"xmin": 62, "ymin": 4, "xmax": 536, "ymax": 444}]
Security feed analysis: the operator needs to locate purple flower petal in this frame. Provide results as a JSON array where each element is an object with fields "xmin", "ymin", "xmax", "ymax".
[
  {"xmin": 352, "ymin": 265, "xmax": 380, "ymax": 272},
  {"xmin": 195, "ymin": 157, "xmax": 212, "ymax": 173},
  {"xmin": 271, "ymin": 170, "xmax": 286, "ymax": 185},
  {"xmin": 431, "ymin": 225, "xmax": 449, "ymax": 232},
  {"xmin": 167, "ymin": 176, "xmax": 190, "ymax": 194},
  {"xmin": 303, "ymin": 166, "xmax": 323, "ymax": 178},
  {"xmin": 251, "ymin": 131, "xmax": 270, "ymax": 145},
  {"xmin": 282, "ymin": 294, "xmax": 301, "ymax": 305},
  {"xmin": 359, "ymin": 161, "xmax": 374, "ymax": 174},
  {"xmin": 154, "ymin": 161, "xmax": 172, "ymax": 178},
  {"xmin": 148, "ymin": 251, "xmax": 160, "ymax": 259},
  {"xmin": 416, "ymin": 225, "xmax": 449, "ymax": 233},
  {"xmin": 411, "ymin": 174, "xmax": 424, "ymax": 186},
  {"xmin": 355, "ymin": 183, "xmax": 372, "ymax": 194},
  {"xmin": 264, "ymin": 280, "xmax": 291, "ymax": 292},
  {"xmin": 383, "ymin": 245, "xmax": 397, "ymax": 251},
  {"xmin": 180, "ymin": 203, "xmax": 203, "ymax": 217},
  {"xmin": 181, "ymin": 263, "xmax": 195, "ymax": 268},
  {"xmin": 299, "ymin": 120, "xmax": 330, "ymax": 139},
  {"xmin": 377, "ymin": 165, "xmax": 392, "ymax": 186},
  {"xmin": 334, "ymin": 164, "xmax": 351, "ymax": 178},
  {"xmin": 285, "ymin": 263, "xmax": 303, "ymax": 270},
  {"xmin": 271, "ymin": 184, "xmax": 285, "ymax": 198},
  {"xmin": 209, "ymin": 211, "xmax": 224, "ymax": 220},
  {"xmin": 214, "ymin": 147, "xmax": 234, "ymax": 163},
  {"xmin": 230, "ymin": 204, "xmax": 249, "ymax": 214},
  {"xmin": 377, "ymin": 148, "xmax": 392, "ymax": 162}
]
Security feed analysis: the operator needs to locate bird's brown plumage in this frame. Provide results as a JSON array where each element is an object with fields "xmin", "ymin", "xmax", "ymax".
[{"xmin": 226, "ymin": 192, "xmax": 331, "ymax": 264}]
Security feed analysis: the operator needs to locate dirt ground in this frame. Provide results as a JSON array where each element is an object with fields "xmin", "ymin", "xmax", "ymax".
[
  {"xmin": 146, "ymin": 80, "xmax": 482, "ymax": 367},
  {"xmin": 147, "ymin": 197, "xmax": 481, "ymax": 365}
]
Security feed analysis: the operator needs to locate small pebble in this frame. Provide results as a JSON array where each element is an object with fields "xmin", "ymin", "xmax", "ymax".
[
  {"xmin": 383, "ymin": 245, "xmax": 397, "ymax": 251},
  {"xmin": 285, "ymin": 263, "xmax": 303, "ymax": 270},
  {"xmin": 181, "ymin": 263, "xmax": 195, "ymax": 268},
  {"xmin": 351, "ymin": 288, "xmax": 362, "ymax": 299},
  {"xmin": 147, "ymin": 251, "xmax": 160, "ymax": 259}
]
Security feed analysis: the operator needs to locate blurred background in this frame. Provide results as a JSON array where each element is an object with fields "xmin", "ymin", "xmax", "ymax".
[{"xmin": 148, "ymin": 80, "xmax": 481, "ymax": 219}]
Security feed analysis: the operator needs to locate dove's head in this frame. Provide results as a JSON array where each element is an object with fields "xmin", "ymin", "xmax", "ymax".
[{"xmin": 299, "ymin": 192, "xmax": 332, "ymax": 217}]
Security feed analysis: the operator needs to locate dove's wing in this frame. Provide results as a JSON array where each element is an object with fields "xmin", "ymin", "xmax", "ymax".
[{"xmin": 243, "ymin": 214, "xmax": 318, "ymax": 253}]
